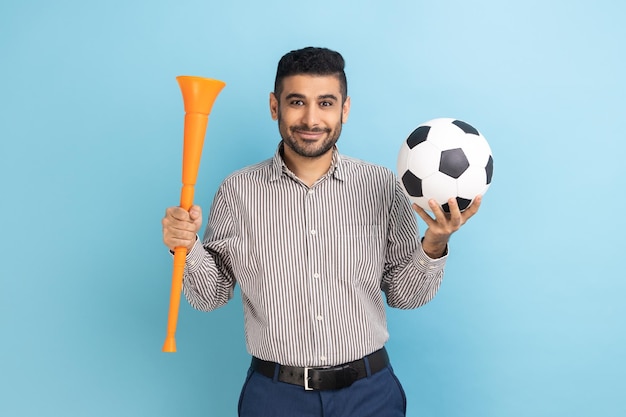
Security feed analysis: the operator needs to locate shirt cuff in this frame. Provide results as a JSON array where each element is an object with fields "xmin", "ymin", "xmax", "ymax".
[
  {"xmin": 185, "ymin": 235, "xmax": 205, "ymax": 273},
  {"xmin": 414, "ymin": 241, "xmax": 448, "ymax": 271}
]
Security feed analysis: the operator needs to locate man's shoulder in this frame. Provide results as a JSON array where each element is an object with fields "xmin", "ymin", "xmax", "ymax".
[
  {"xmin": 221, "ymin": 158, "xmax": 273, "ymax": 187},
  {"xmin": 339, "ymin": 154, "xmax": 396, "ymax": 180}
]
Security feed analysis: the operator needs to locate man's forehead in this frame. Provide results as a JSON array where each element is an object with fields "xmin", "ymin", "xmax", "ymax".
[{"xmin": 279, "ymin": 74, "xmax": 341, "ymax": 96}]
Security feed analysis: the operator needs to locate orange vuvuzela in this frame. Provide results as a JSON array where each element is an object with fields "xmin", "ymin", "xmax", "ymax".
[{"xmin": 163, "ymin": 76, "xmax": 225, "ymax": 353}]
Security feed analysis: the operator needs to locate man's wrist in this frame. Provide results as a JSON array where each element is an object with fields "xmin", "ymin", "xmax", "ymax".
[{"xmin": 421, "ymin": 234, "xmax": 449, "ymax": 259}]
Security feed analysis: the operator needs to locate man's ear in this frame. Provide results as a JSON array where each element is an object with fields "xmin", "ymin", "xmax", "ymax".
[
  {"xmin": 269, "ymin": 92, "xmax": 279, "ymax": 121},
  {"xmin": 342, "ymin": 96, "xmax": 351, "ymax": 124}
]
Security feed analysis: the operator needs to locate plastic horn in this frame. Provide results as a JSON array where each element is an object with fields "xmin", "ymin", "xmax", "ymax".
[{"xmin": 163, "ymin": 76, "xmax": 225, "ymax": 353}]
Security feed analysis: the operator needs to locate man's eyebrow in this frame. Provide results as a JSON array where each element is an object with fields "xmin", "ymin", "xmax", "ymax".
[
  {"xmin": 283, "ymin": 93, "xmax": 339, "ymax": 101},
  {"xmin": 318, "ymin": 94, "xmax": 338, "ymax": 101},
  {"xmin": 285, "ymin": 93, "xmax": 306, "ymax": 100}
]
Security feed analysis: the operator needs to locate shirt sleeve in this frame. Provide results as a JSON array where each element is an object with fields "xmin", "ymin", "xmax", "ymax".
[
  {"xmin": 381, "ymin": 179, "xmax": 448, "ymax": 309},
  {"xmin": 181, "ymin": 185, "xmax": 236, "ymax": 312}
]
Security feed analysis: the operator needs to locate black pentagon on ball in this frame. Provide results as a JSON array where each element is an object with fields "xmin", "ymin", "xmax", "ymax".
[
  {"xmin": 439, "ymin": 148, "xmax": 469, "ymax": 179},
  {"xmin": 442, "ymin": 197, "xmax": 473, "ymax": 213},
  {"xmin": 486, "ymin": 155, "xmax": 494, "ymax": 184},
  {"xmin": 452, "ymin": 120, "xmax": 479, "ymax": 136},
  {"xmin": 406, "ymin": 126, "xmax": 431, "ymax": 149},
  {"xmin": 401, "ymin": 171, "xmax": 423, "ymax": 197}
]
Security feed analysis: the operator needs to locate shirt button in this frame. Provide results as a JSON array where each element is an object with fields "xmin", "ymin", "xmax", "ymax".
[
  {"xmin": 316, "ymin": 315, "xmax": 323, "ymax": 321},
  {"xmin": 320, "ymin": 355, "xmax": 327, "ymax": 362},
  {"xmin": 313, "ymin": 273, "xmax": 320, "ymax": 279},
  {"xmin": 310, "ymin": 230, "xmax": 317, "ymax": 235},
  {"xmin": 189, "ymin": 260, "xmax": 196, "ymax": 266},
  {"xmin": 308, "ymin": 189, "xmax": 314, "ymax": 195}
]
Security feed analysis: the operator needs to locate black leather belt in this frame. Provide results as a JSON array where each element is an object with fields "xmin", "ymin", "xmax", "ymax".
[{"xmin": 250, "ymin": 347, "xmax": 389, "ymax": 391}]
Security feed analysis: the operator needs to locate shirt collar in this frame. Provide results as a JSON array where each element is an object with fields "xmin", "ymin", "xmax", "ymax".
[{"xmin": 269, "ymin": 142, "xmax": 345, "ymax": 183}]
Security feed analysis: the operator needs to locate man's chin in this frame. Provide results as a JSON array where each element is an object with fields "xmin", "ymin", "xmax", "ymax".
[
  {"xmin": 303, "ymin": 144, "xmax": 336, "ymax": 158},
  {"xmin": 283, "ymin": 137, "xmax": 333, "ymax": 158}
]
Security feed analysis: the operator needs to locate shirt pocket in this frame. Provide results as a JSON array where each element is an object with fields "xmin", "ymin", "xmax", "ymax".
[{"xmin": 332, "ymin": 224, "xmax": 384, "ymax": 283}]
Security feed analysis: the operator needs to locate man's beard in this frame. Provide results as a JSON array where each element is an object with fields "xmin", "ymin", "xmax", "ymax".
[{"xmin": 277, "ymin": 110, "xmax": 342, "ymax": 158}]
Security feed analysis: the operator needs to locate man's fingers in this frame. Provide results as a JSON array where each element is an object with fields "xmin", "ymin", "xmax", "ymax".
[
  {"xmin": 189, "ymin": 206, "xmax": 203, "ymax": 237},
  {"xmin": 162, "ymin": 215, "xmax": 196, "ymax": 232},
  {"xmin": 165, "ymin": 206, "xmax": 202, "ymax": 222},
  {"xmin": 412, "ymin": 203, "xmax": 435, "ymax": 226},
  {"xmin": 163, "ymin": 223, "xmax": 196, "ymax": 237},
  {"xmin": 429, "ymin": 199, "xmax": 449, "ymax": 223},
  {"xmin": 162, "ymin": 220, "xmax": 197, "ymax": 251},
  {"xmin": 189, "ymin": 205, "xmax": 203, "ymax": 221},
  {"xmin": 445, "ymin": 198, "xmax": 463, "ymax": 227},
  {"xmin": 461, "ymin": 195, "xmax": 482, "ymax": 221},
  {"xmin": 162, "ymin": 205, "xmax": 202, "ymax": 251},
  {"xmin": 415, "ymin": 196, "xmax": 482, "ymax": 231},
  {"xmin": 166, "ymin": 206, "xmax": 191, "ymax": 221}
]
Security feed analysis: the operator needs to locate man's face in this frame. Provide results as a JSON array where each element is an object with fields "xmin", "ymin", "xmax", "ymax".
[{"xmin": 270, "ymin": 74, "xmax": 350, "ymax": 158}]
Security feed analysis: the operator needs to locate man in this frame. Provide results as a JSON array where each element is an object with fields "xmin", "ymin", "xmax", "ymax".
[{"xmin": 162, "ymin": 47, "xmax": 481, "ymax": 417}]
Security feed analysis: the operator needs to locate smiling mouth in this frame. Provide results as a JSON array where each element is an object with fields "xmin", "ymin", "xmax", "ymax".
[{"xmin": 292, "ymin": 128, "xmax": 330, "ymax": 140}]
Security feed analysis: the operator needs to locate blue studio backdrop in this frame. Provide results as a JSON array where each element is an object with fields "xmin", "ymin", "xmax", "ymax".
[{"xmin": 1, "ymin": 1, "xmax": 624, "ymax": 416}]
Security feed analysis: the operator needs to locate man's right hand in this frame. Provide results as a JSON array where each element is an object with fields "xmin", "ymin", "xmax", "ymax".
[{"xmin": 162, "ymin": 205, "xmax": 203, "ymax": 251}]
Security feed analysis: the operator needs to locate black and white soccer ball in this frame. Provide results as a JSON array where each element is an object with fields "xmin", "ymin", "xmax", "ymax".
[{"xmin": 397, "ymin": 118, "xmax": 493, "ymax": 213}]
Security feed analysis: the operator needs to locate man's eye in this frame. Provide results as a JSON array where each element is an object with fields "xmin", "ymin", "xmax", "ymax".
[
  {"xmin": 291, "ymin": 100, "xmax": 304, "ymax": 106},
  {"xmin": 320, "ymin": 101, "xmax": 333, "ymax": 107}
]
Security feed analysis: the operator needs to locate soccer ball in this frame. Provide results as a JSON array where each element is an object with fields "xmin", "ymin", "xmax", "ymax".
[{"xmin": 397, "ymin": 118, "xmax": 493, "ymax": 213}]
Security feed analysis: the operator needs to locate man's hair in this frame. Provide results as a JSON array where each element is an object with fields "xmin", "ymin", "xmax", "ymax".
[{"xmin": 274, "ymin": 47, "xmax": 348, "ymax": 102}]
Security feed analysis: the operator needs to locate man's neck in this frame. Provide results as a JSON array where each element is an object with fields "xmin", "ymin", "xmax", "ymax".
[{"xmin": 281, "ymin": 145, "xmax": 334, "ymax": 187}]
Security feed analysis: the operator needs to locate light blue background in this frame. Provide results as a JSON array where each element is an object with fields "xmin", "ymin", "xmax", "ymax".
[{"xmin": 1, "ymin": 0, "xmax": 624, "ymax": 416}]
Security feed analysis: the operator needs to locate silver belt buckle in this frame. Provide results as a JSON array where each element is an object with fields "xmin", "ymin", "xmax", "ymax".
[{"xmin": 304, "ymin": 367, "xmax": 313, "ymax": 390}]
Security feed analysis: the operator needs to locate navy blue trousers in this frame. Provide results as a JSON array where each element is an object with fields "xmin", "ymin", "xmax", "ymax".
[{"xmin": 238, "ymin": 362, "xmax": 407, "ymax": 417}]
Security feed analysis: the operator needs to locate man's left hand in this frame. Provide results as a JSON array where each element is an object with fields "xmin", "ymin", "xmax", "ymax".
[{"xmin": 413, "ymin": 195, "xmax": 482, "ymax": 258}]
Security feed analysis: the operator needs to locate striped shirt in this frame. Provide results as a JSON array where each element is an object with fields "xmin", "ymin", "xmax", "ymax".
[{"xmin": 182, "ymin": 144, "xmax": 447, "ymax": 367}]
